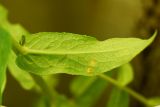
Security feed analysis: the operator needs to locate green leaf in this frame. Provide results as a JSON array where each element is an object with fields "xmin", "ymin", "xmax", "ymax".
[
  {"xmin": 52, "ymin": 95, "xmax": 76, "ymax": 107},
  {"xmin": 33, "ymin": 75, "xmax": 58, "ymax": 93},
  {"xmin": 8, "ymin": 51, "xmax": 35, "ymax": 90},
  {"xmin": 33, "ymin": 97, "xmax": 47, "ymax": 107},
  {"xmin": 42, "ymin": 75, "xmax": 58, "ymax": 90},
  {"xmin": 70, "ymin": 76, "xmax": 97, "ymax": 97},
  {"xmin": 0, "ymin": 28, "xmax": 11, "ymax": 104},
  {"xmin": 148, "ymin": 97, "xmax": 160, "ymax": 106},
  {"xmin": 1, "ymin": 21, "xmax": 29, "ymax": 41},
  {"xmin": 106, "ymin": 64, "xmax": 132, "ymax": 107},
  {"xmin": 34, "ymin": 93, "xmax": 75, "ymax": 107},
  {"xmin": 0, "ymin": 12, "xmax": 32, "ymax": 90},
  {"xmin": 74, "ymin": 78, "xmax": 108, "ymax": 107},
  {"xmin": 16, "ymin": 32, "xmax": 156, "ymax": 76},
  {"xmin": 0, "ymin": 105, "xmax": 6, "ymax": 107},
  {"xmin": 117, "ymin": 63, "xmax": 133, "ymax": 86},
  {"xmin": 107, "ymin": 88, "xmax": 129, "ymax": 107},
  {"xmin": 0, "ymin": 4, "xmax": 28, "ymax": 40},
  {"xmin": 0, "ymin": 13, "xmax": 33, "ymax": 90},
  {"xmin": 72, "ymin": 72, "xmax": 112, "ymax": 107},
  {"xmin": 0, "ymin": 4, "xmax": 8, "ymax": 21}
]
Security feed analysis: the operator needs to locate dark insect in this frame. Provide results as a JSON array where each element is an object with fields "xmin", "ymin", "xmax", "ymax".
[{"xmin": 19, "ymin": 35, "xmax": 26, "ymax": 46}]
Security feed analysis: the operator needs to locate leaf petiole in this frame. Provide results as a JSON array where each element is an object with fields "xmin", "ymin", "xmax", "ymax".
[{"xmin": 11, "ymin": 36, "xmax": 28, "ymax": 55}]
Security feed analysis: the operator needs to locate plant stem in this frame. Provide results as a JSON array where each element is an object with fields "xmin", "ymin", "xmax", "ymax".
[
  {"xmin": 98, "ymin": 74, "xmax": 152, "ymax": 107},
  {"xmin": 11, "ymin": 36, "xmax": 28, "ymax": 55}
]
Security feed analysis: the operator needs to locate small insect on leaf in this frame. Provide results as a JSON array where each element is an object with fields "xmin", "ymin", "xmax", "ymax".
[{"xmin": 19, "ymin": 35, "xmax": 26, "ymax": 46}]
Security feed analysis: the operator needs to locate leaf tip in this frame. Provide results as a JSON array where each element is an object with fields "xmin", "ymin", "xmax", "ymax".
[{"xmin": 150, "ymin": 30, "xmax": 158, "ymax": 41}]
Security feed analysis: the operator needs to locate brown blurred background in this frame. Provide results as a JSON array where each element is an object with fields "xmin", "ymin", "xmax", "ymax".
[{"xmin": 0, "ymin": 0, "xmax": 160, "ymax": 107}]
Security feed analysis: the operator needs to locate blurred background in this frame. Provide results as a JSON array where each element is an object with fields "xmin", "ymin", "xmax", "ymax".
[{"xmin": 0, "ymin": 0, "xmax": 160, "ymax": 107}]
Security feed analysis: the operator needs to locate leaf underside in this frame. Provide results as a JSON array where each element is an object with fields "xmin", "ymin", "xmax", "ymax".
[
  {"xmin": 8, "ymin": 51, "xmax": 35, "ymax": 90},
  {"xmin": 16, "ymin": 32, "xmax": 156, "ymax": 76}
]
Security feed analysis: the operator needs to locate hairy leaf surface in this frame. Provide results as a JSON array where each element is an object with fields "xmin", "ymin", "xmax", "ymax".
[{"xmin": 17, "ymin": 32, "xmax": 156, "ymax": 76}]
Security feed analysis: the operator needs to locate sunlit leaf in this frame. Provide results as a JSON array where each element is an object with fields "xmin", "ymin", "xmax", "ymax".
[
  {"xmin": 0, "ymin": 28, "xmax": 11, "ymax": 104},
  {"xmin": 16, "ymin": 32, "xmax": 156, "ymax": 76}
]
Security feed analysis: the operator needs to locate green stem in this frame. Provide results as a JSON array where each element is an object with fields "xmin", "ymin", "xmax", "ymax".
[
  {"xmin": 11, "ymin": 36, "xmax": 28, "ymax": 55},
  {"xmin": 99, "ymin": 74, "xmax": 152, "ymax": 107}
]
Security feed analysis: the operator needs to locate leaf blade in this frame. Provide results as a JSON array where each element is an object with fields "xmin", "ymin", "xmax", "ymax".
[
  {"xmin": 107, "ymin": 88, "xmax": 129, "ymax": 107},
  {"xmin": 17, "ymin": 32, "xmax": 156, "ymax": 76},
  {"xmin": 106, "ymin": 63, "xmax": 133, "ymax": 107},
  {"xmin": 70, "ymin": 76, "xmax": 97, "ymax": 97},
  {"xmin": 0, "ymin": 28, "xmax": 11, "ymax": 104},
  {"xmin": 75, "ymin": 77, "xmax": 109, "ymax": 107},
  {"xmin": 8, "ymin": 51, "xmax": 36, "ymax": 90},
  {"xmin": 117, "ymin": 63, "xmax": 133, "ymax": 86},
  {"xmin": 70, "ymin": 72, "xmax": 112, "ymax": 107},
  {"xmin": 0, "ymin": 4, "xmax": 8, "ymax": 21}
]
